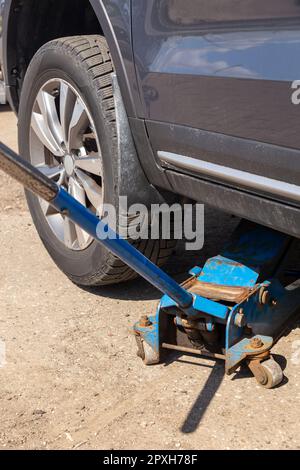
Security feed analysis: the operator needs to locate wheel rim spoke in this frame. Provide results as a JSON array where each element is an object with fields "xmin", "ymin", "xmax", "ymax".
[
  {"xmin": 75, "ymin": 168, "xmax": 103, "ymax": 212},
  {"xmin": 38, "ymin": 164, "xmax": 64, "ymax": 180},
  {"xmin": 68, "ymin": 177, "xmax": 90, "ymax": 248},
  {"xmin": 74, "ymin": 155, "xmax": 102, "ymax": 176},
  {"xmin": 37, "ymin": 90, "xmax": 64, "ymax": 146},
  {"xmin": 68, "ymin": 97, "xmax": 89, "ymax": 152},
  {"xmin": 60, "ymin": 81, "xmax": 77, "ymax": 146},
  {"xmin": 31, "ymin": 90, "xmax": 64, "ymax": 156},
  {"xmin": 68, "ymin": 176, "xmax": 86, "ymax": 206},
  {"xmin": 75, "ymin": 224, "xmax": 90, "ymax": 249},
  {"xmin": 31, "ymin": 111, "xmax": 64, "ymax": 157},
  {"xmin": 39, "ymin": 198, "xmax": 60, "ymax": 217},
  {"xmin": 37, "ymin": 165, "xmax": 64, "ymax": 217},
  {"xmin": 63, "ymin": 216, "xmax": 77, "ymax": 249}
]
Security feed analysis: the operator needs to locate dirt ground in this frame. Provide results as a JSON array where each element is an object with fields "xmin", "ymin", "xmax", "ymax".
[{"xmin": 0, "ymin": 104, "xmax": 299, "ymax": 450}]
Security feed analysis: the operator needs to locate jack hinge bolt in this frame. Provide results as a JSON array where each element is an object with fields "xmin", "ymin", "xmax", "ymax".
[
  {"xmin": 234, "ymin": 309, "xmax": 246, "ymax": 328},
  {"xmin": 250, "ymin": 337, "xmax": 264, "ymax": 349}
]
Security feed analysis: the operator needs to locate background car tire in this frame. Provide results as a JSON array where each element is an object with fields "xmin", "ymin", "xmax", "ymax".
[{"xmin": 18, "ymin": 35, "xmax": 176, "ymax": 286}]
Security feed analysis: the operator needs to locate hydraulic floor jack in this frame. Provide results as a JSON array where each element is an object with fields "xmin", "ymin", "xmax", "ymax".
[{"xmin": 1, "ymin": 142, "xmax": 300, "ymax": 389}]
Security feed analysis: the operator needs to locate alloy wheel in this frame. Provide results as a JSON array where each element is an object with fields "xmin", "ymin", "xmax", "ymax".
[{"xmin": 29, "ymin": 78, "xmax": 103, "ymax": 250}]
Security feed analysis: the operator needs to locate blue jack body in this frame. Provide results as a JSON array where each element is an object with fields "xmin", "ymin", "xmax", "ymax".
[
  {"xmin": 53, "ymin": 189, "xmax": 300, "ymax": 388},
  {"xmin": 133, "ymin": 220, "xmax": 300, "ymax": 387}
]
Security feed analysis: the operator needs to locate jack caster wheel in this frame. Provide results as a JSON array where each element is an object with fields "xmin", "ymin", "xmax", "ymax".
[
  {"xmin": 250, "ymin": 357, "xmax": 284, "ymax": 389},
  {"xmin": 135, "ymin": 335, "xmax": 160, "ymax": 365}
]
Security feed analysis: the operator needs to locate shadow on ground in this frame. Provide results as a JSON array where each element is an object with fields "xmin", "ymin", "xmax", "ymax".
[
  {"xmin": 177, "ymin": 349, "xmax": 292, "ymax": 432},
  {"xmin": 180, "ymin": 362, "xmax": 224, "ymax": 433}
]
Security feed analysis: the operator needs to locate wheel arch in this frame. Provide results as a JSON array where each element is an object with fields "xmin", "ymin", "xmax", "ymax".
[{"xmin": 2, "ymin": 0, "xmax": 138, "ymax": 117}]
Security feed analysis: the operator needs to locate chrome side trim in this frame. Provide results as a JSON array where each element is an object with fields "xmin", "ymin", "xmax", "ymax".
[{"xmin": 157, "ymin": 151, "xmax": 300, "ymax": 203}]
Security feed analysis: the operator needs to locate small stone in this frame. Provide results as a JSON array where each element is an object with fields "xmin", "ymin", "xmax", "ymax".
[{"xmin": 32, "ymin": 409, "xmax": 46, "ymax": 416}]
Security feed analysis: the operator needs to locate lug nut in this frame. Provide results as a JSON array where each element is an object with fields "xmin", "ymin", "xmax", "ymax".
[
  {"xmin": 52, "ymin": 88, "xmax": 59, "ymax": 97},
  {"xmin": 250, "ymin": 337, "xmax": 264, "ymax": 349}
]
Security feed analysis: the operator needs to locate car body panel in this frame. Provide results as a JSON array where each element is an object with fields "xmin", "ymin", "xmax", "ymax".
[
  {"xmin": 131, "ymin": 0, "xmax": 300, "ymax": 188},
  {"xmin": 132, "ymin": 1, "xmax": 300, "ymax": 142}
]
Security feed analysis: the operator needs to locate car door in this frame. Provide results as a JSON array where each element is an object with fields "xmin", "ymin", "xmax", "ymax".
[{"xmin": 131, "ymin": 0, "xmax": 300, "ymax": 193}]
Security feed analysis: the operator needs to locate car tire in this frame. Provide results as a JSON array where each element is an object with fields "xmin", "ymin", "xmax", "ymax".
[{"xmin": 18, "ymin": 35, "xmax": 176, "ymax": 286}]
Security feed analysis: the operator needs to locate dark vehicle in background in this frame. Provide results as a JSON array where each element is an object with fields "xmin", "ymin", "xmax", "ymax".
[{"xmin": 1, "ymin": 0, "xmax": 300, "ymax": 286}]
